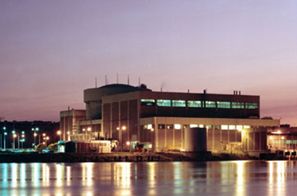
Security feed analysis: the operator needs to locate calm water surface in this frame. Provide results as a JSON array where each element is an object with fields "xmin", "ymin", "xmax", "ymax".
[{"xmin": 0, "ymin": 161, "xmax": 296, "ymax": 196}]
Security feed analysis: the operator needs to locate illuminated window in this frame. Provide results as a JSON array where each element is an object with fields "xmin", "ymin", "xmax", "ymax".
[
  {"xmin": 172, "ymin": 100, "xmax": 186, "ymax": 107},
  {"xmin": 236, "ymin": 125, "xmax": 243, "ymax": 131},
  {"xmin": 189, "ymin": 124, "xmax": 198, "ymax": 128},
  {"xmin": 156, "ymin": 99, "xmax": 171, "ymax": 107},
  {"xmin": 246, "ymin": 103, "xmax": 258, "ymax": 109},
  {"xmin": 187, "ymin": 100, "xmax": 202, "ymax": 108},
  {"xmin": 141, "ymin": 99, "xmax": 155, "ymax": 106},
  {"xmin": 174, "ymin": 124, "xmax": 182, "ymax": 129},
  {"xmin": 232, "ymin": 102, "xmax": 245, "ymax": 109},
  {"xmin": 221, "ymin": 125, "xmax": 228, "ymax": 130},
  {"xmin": 229, "ymin": 125, "xmax": 236, "ymax": 130},
  {"xmin": 145, "ymin": 124, "xmax": 153, "ymax": 130},
  {"xmin": 217, "ymin": 101, "xmax": 231, "ymax": 109},
  {"xmin": 286, "ymin": 140, "xmax": 291, "ymax": 144},
  {"xmin": 205, "ymin": 101, "xmax": 216, "ymax": 108}
]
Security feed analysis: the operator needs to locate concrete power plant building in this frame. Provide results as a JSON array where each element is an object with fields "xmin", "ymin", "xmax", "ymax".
[{"xmin": 60, "ymin": 83, "xmax": 280, "ymax": 156}]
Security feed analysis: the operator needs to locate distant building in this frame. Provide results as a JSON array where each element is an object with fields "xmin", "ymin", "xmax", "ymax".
[
  {"xmin": 60, "ymin": 109, "xmax": 86, "ymax": 141},
  {"xmin": 267, "ymin": 126, "xmax": 297, "ymax": 152},
  {"xmin": 60, "ymin": 83, "xmax": 280, "ymax": 156}
]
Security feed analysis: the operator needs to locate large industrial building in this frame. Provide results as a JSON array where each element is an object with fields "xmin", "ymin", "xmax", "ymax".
[{"xmin": 60, "ymin": 83, "xmax": 280, "ymax": 156}]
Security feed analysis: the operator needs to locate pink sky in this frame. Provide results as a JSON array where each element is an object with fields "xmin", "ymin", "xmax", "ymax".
[{"xmin": 1, "ymin": 1, "xmax": 297, "ymax": 125}]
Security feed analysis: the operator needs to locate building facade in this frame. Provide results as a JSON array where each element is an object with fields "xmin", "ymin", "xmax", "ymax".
[
  {"xmin": 60, "ymin": 109, "xmax": 86, "ymax": 141},
  {"xmin": 267, "ymin": 126, "xmax": 297, "ymax": 152},
  {"xmin": 61, "ymin": 83, "xmax": 280, "ymax": 155}
]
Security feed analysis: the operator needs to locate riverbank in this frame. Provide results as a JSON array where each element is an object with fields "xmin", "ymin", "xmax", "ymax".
[{"xmin": 0, "ymin": 151, "xmax": 258, "ymax": 163}]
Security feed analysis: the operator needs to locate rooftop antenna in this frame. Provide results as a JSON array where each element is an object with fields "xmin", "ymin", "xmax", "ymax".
[
  {"xmin": 160, "ymin": 82, "xmax": 165, "ymax": 92},
  {"xmin": 95, "ymin": 77, "xmax": 98, "ymax": 88},
  {"xmin": 116, "ymin": 73, "xmax": 119, "ymax": 84},
  {"xmin": 138, "ymin": 77, "xmax": 141, "ymax": 86},
  {"xmin": 127, "ymin": 75, "xmax": 130, "ymax": 85},
  {"xmin": 105, "ymin": 75, "xmax": 108, "ymax": 85}
]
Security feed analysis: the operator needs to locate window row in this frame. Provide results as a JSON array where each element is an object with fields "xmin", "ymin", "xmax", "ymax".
[
  {"xmin": 143, "ymin": 124, "xmax": 251, "ymax": 130},
  {"xmin": 140, "ymin": 99, "xmax": 258, "ymax": 109},
  {"xmin": 285, "ymin": 140, "xmax": 297, "ymax": 145}
]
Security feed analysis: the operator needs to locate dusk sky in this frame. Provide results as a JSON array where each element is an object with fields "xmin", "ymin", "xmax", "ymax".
[{"xmin": 1, "ymin": 1, "xmax": 297, "ymax": 125}]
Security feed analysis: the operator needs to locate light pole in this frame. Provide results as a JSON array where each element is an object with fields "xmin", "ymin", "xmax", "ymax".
[
  {"xmin": 17, "ymin": 134, "xmax": 20, "ymax": 149},
  {"xmin": 57, "ymin": 130, "xmax": 62, "ymax": 141},
  {"xmin": 21, "ymin": 131, "xmax": 25, "ymax": 149},
  {"xmin": 33, "ymin": 132, "xmax": 38, "ymax": 147},
  {"xmin": 3, "ymin": 131, "xmax": 7, "ymax": 150},
  {"xmin": 32, "ymin": 127, "xmax": 39, "ymax": 146},
  {"xmin": 45, "ymin": 136, "xmax": 49, "ymax": 146},
  {"xmin": 12, "ymin": 132, "xmax": 17, "ymax": 150},
  {"xmin": 42, "ymin": 133, "xmax": 46, "ymax": 145},
  {"xmin": 1, "ymin": 126, "xmax": 6, "ymax": 149}
]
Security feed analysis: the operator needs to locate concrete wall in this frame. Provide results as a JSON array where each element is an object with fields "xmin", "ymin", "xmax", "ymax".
[{"xmin": 184, "ymin": 128, "xmax": 207, "ymax": 152}]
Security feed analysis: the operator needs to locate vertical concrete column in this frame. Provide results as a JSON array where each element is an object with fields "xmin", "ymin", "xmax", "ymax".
[
  {"xmin": 165, "ymin": 125, "xmax": 167, "ymax": 149},
  {"xmin": 153, "ymin": 117, "xmax": 158, "ymax": 151},
  {"xmin": 173, "ymin": 128, "xmax": 175, "ymax": 149}
]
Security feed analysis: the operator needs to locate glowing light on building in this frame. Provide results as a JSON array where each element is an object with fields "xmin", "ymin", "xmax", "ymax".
[
  {"xmin": 147, "ymin": 124, "xmax": 153, "ymax": 130},
  {"xmin": 271, "ymin": 130, "xmax": 282, "ymax": 135},
  {"xmin": 221, "ymin": 125, "xmax": 228, "ymax": 130},
  {"xmin": 174, "ymin": 124, "xmax": 182, "ymax": 130},
  {"xmin": 189, "ymin": 124, "xmax": 198, "ymax": 128}
]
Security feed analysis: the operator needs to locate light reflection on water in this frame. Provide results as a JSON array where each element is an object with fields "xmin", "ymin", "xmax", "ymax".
[{"xmin": 1, "ymin": 161, "xmax": 297, "ymax": 195}]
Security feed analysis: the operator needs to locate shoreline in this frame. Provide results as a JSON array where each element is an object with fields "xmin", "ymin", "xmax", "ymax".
[
  {"xmin": 0, "ymin": 152, "xmax": 262, "ymax": 163},
  {"xmin": 0, "ymin": 151, "xmax": 290, "ymax": 163}
]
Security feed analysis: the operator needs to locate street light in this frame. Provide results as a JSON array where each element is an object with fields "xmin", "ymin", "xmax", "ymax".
[
  {"xmin": 1, "ymin": 126, "xmax": 6, "ymax": 149},
  {"xmin": 12, "ymin": 133, "xmax": 17, "ymax": 150},
  {"xmin": 33, "ymin": 132, "xmax": 38, "ymax": 146},
  {"xmin": 32, "ymin": 127, "xmax": 39, "ymax": 147},
  {"xmin": 3, "ymin": 131, "xmax": 7, "ymax": 150},
  {"xmin": 57, "ymin": 130, "xmax": 62, "ymax": 141},
  {"xmin": 21, "ymin": 132, "xmax": 25, "ymax": 149},
  {"xmin": 45, "ymin": 136, "xmax": 50, "ymax": 146}
]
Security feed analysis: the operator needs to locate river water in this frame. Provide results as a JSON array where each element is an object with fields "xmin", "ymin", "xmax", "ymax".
[{"xmin": 0, "ymin": 161, "xmax": 296, "ymax": 196}]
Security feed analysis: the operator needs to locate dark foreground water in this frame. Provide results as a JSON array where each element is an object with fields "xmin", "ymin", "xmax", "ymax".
[{"xmin": 0, "ymin": 161, "xmax": 296, "ymax": 196}]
